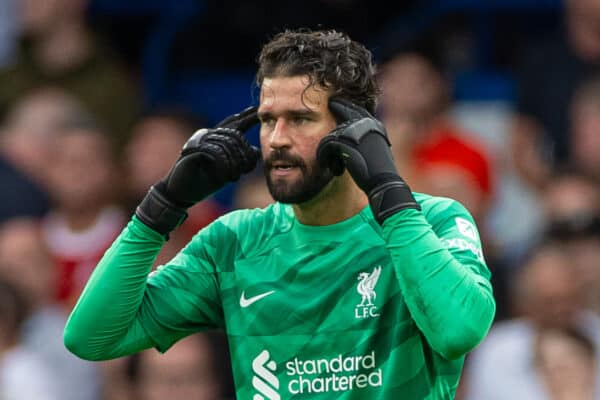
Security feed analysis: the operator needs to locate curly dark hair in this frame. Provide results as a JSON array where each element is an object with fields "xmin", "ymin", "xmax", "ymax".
[{"xmin": 256, "ymin": 29, "xmax": 379, "ymax": 115}]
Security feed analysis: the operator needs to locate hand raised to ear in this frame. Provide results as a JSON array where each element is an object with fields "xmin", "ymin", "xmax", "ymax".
[
  {"xmin": 317, "ymin": 98, "xmax": 420, "ymax": 224},
  {"xmin": 136, "ymin": 107, "xmax": 260, "ymax": 235}
]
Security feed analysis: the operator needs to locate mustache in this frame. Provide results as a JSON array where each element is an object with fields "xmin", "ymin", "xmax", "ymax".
[{"xmin": 263, "ymin": 149, "xmax": 307, "ymax": 172}]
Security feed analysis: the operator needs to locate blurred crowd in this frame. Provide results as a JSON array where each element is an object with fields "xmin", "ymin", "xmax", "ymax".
[{"xmin": 0, "ymin": 0, "xmax": 599, "ymax": 399}]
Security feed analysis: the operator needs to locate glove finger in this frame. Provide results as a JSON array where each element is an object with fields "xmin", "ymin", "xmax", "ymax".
[
  {"xmin": 204, "ymin": 139, "xmax": 240, "ymax": 180},
  {"xmin": 328, "ymin": 98, "xmax": 373, "ymax": 124},
  {"xmin": 206, "ymin": 133, "xmax": 258, "ymax": 176},
  {"xmin": 239, "ymin": 145, "xmax": 260, "ymax": 174},
  {"xmin": 316, "ymin": 137, "xmax": 346, "ymax": 176},
  {"xmin": 215, "ymin": 106, "xmax": 259, "ymax": 132},
  {"xmin": 221, "ymin": 135, "xmax": 255, "ymax": 172},
  {"xmin": 209, "ymin": 131, "xmax": 251, "ymax": 162}
]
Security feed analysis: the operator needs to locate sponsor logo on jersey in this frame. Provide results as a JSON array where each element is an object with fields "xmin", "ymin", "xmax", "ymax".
[
  {"xmin": 443, "ymin": 238, "xmax": 485, "ymax": 263},
  {"xmin": 355, "ymin": 266, "xmax": 381, "ymax": 319},
  {"xmin": 240, "ymin": 290, "xmax": 276, "ymax": 308},
  {"xmin": 252, "ymin": 350, "xmax": 280, "ymax": 400},
  {"xmin": 252, "ymin": 350, "xmax": 383, "ymax": 397},
  {"xmin": 455, "ymin": 217, "xmax": 478, "ymax": 241},
  {"xmin": 286, "ymin": 351, "xmax": 382, "ymax": 394}
]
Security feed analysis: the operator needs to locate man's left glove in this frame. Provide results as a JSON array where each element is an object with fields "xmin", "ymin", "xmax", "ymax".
[
  {"xmin": 136, "ymin": 107, "xmax": 260, "ymax": 236},
  {"xmin": 316, "ymin": 98, "xmax": 420, "ymax": 224}
]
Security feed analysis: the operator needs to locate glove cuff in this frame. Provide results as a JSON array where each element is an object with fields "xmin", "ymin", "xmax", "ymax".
[
  {"xmin": 368, "ymin": 176, "xmax": 420, "ymax": 225},
  {"xmin": 135, "ymin": 186, "xmax": 188, "ymax": 237}
]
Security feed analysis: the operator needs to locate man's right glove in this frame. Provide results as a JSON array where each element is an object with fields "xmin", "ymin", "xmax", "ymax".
[{"xmin": 136, "ymin": 106, "xmax": 260, "ymax": 236}]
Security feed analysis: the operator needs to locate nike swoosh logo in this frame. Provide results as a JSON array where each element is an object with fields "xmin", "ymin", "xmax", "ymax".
[{"xmin": 240, "ymin": 290, "xmax": 275, "ymax": 308}]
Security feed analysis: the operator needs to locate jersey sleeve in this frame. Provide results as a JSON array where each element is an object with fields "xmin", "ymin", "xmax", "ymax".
[
  {"xmin": 382, "ymin": 198, "xmax": 496, "ymax": 360},
  {"xmin": 137, "ymin": 218, "xmax": 232, "ymax": 352},
  {"xmin": 64, "ymin": 215, "xmax": 231, "ymax": 360}
]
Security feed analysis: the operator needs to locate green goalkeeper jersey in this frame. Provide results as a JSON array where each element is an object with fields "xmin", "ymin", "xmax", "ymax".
[{"xmin": 64, "ymin": 193, "xmax": 495, "ymax": 399}]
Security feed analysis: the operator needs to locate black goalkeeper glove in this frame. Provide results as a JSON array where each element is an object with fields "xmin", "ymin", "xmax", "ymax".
[
  {"xmin": 316, "ymin": 98, "xmax": 419, "ymax": 224},
  {"xmin": 136, "ymin": 106, "xmax": 260, "ymax": 235}
]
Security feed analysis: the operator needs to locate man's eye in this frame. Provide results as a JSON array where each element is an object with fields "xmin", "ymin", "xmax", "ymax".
[
  {"xmin": 293, "ymin": 117, "xmax": 310, "ymax": 125},
  {"xmin": 261, "ymin": 117, "xmax": 275, "ymax": 126}
]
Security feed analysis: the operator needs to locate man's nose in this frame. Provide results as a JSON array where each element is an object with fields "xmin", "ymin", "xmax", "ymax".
[{"xmin": 269, "ymin": 118, "xmax": 292, "ymax": 149}]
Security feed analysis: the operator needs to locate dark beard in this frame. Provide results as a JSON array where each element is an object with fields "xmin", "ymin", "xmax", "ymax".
[{"xmin": 263, "ymin": 149, "xmax": 335, "ymax": 204}]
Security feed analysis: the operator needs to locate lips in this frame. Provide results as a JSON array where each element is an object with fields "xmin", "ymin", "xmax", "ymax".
[{"xmin": 272, "ymin": 161, "xmax": 297, "ymax": 170}]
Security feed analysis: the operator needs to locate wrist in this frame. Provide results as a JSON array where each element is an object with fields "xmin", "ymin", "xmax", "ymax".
[
  {"xmin": 368, "ymin": 175, "xmax": 420, "ymax": 224},
  {"xmin": 135, "ymin": 186, "xmax": 188, "ymax": 237}
]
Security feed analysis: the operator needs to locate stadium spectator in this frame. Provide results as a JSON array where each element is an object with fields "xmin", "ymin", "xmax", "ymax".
[
  {"xmin": 543, "ymin": 170, "xmax": 600, "ymax": 315},
  {"xmin": 513, "ymin": 0, "xmax": 600, "ymax": 179},
  {"xmin": 463, "ymin": 242, "xmax": 600, "ymax": 400},
  {"xmin": 130, "ymin": 332, "xmax": 233, "ymax": 400},
  {"xmin": 377, "ymin": 51, "xmax": 494, "ymax": 225},
  {"xmin": 42, "ymin": 121, "xmax": 126, "ymax": 309},
  {"xmin": 0, "ymin": 87, "xmax": 91, "ymax": 223},
  {"xmin": 0, "ymin": 86, "xmax": 92, "ymax": 184},
  {"xmin": 0, "ymin": 278, "xmax": 59, "ymax": 400},
  {"xmin": 0, "ymin": 217, "xmax": 101, "ymax": 400},
  {"xmin": 534, "ymin": 326, "xmax": 597, "ymax": 400},
  {"xmin": 0, "ymin": 0, "xmax": 140, "ymax": 147},
  {"xmin": 543, "ymin": 169, "xmax": 600, "ymax": 222}
]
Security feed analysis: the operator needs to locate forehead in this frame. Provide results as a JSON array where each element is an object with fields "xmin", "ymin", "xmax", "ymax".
[{"xmin": 259, "ymin": 76, "xmax": 329, "ymax": 113}]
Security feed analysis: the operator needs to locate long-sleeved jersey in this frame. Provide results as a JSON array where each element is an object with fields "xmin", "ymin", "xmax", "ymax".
[{"xmin": 64, "ymin": 193, "xmax": 495, "ymax": 399}]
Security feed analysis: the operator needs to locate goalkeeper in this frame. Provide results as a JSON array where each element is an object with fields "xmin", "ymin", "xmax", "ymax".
[{"xmin": 64, "ymin": 29, "xmax": 495, "ymax": 399}]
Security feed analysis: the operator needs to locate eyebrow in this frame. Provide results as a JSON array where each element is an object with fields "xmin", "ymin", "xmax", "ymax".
[{"xmin": 257, "ymin": 109, "xmax": 318, "ymax": 120}]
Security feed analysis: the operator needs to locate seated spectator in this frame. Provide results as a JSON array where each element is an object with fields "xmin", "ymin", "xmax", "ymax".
[
  {"xmin": 413, "ymin": 132, "xmax": 493, "ymax": 226},
  {"xmin": 0, "ymin": 217, "xmax": 101, "ymax": 400},
  {"xmin": 42, "ymin": 121, "xmax": 126, "ymax": 309},
  {"xmin": 0, "ymin": 87, "xmax": 89, "ymax": 222},
  {"xmin": 535, "ymin": 326, "xmax": 597, "ymax": 400},
  {"xmin": 377, "ymin": 51, "xmax": 494, "ymax": 225},
  {"xmin": 463, "ymin": 241, "xmax": 600, "ymax": 400},
  {"xmin": 130, "ymin": 332, "xmax": 234, "ymax": 400},
  {"xmin": 0, "ymin": 0, "xmax": 140, "ymax": 146},
  {"xmin": 0, "ymin": 86, "xmax": 92, "ymax": 184},
  {"xmin": 513, "ymin": 0, "xmax": 600, "ymax": 173},
  {"xmin": 123, "ymin": 110, "xmax": 223, "ymax": 267},
  {"xmin": 543, "ymin": 170, "xmax": 600, "ymax": 315},
  {"xmin": 0, "ymin": 278, "xmax": 59, "ymax": 400}
]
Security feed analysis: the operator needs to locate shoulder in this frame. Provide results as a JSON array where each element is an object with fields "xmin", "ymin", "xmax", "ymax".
[{"xmin": 414, "ymin": 192, "xmax": 474, "ymax": 225}]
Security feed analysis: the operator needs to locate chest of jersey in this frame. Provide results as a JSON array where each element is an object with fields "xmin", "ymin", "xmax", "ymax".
[
  {"xmin": 223, "ymin": 232, "xmax": 410, "ymax": 335},
  {"xmin": 219, "ymin": 228, "xmax": 428, "ymax": 399}
]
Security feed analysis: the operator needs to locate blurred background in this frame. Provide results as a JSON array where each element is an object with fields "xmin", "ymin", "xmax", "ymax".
[{"xmin": 0, "ymin": 0, "xmax": 599, "ymax": 399}]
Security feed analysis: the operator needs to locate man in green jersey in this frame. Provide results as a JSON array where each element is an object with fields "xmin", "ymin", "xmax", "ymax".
[{"xmin": 64, "ymin": 29, "xmax": 496, "ymax": 399}]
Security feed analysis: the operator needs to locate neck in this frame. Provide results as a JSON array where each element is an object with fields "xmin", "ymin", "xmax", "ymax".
[
  {"xmin": 34, "ymin": 21, "xmax": 91, "ymax": 74},
  {"xmin": 292, "ymin": 173, "xmax": 368, "ymax": 226}
]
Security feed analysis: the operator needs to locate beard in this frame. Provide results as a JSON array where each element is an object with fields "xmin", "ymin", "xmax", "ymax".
[{"xmin": 263, "ymin": 149, "xmax": 335, "ymax": 204}]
